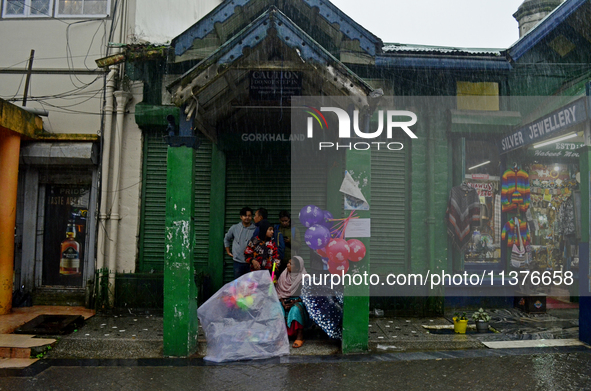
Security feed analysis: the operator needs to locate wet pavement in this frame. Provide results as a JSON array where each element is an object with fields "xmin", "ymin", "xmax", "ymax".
[
  {"xmin": 2, "ymin": 307, "xmax": 590, "ymax": 390},
  {"xmin": 39, "ymin": 307, "xmax": 583, "ymax": 359},
  {"xmin": 1, "ymin": 347, "xmax": 590, "ymax": 390}
]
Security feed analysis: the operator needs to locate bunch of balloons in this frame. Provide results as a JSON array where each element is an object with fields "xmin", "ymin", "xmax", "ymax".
[{"xmin": 299, "ymin": 205, "xmax": 367, "ymax": 275}]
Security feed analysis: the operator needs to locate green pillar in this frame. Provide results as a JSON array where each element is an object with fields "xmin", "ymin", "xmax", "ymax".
[
  {"xmin": 342, "ymin": 149, "xmax": 370, "ymax": 354},
  {"xmin": 580, "ymin": 146, "xmax": 590, "ymax": 244},
  {"xmin": 208, "ymin": 144, "xmax": 226, "ymax": 291},
  {"xmin": 163, "ymin": 145, "xmax": 198, "ymax": 357}
]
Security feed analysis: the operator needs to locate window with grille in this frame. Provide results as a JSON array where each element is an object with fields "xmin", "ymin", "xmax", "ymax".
[
  {"xmin": 3, "ymin": 0, "xmax": 52, "ymax": 17},
  {"xmin": 2, "ymin": 0, "xmax": 109, "ymax": 17},
  {"xmin": 55, "ymin": 0, "xmax": 109, "ymax": 17}
]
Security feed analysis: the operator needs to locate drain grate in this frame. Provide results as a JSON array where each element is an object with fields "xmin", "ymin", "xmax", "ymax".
[{"xmin": 14, "ymin": 315, "xmax": 85, "ymax": 335}]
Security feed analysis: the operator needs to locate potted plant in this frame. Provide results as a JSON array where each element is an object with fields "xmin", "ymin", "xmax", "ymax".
[
  {"xmin": 472, "ymin": 308, "xmax": 491, "ymax": 333},
  {"xmin": 453, "ymin": 312, "xmax": 468, "ymax": 334}
]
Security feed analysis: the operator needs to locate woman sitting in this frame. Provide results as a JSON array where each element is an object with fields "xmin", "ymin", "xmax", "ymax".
[
  {"xmin": 244, "ymin": 220, "xmax": 280, "ymax": 273},
  {"xmin": 275, "ymin": 256, "xmax": 309, "ymax": 348}
]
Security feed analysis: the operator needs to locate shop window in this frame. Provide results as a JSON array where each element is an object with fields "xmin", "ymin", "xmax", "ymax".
[
  {"xmin": 2, "ymin": 0, "xmax": 52, "ymax": 17},
  {"xmin": 525, "ymin": 162, "xmax": 579, "ymax": 271},
  {"xmin": 464, "ymin": 140, "xmax": 502, "ymax": 265},
  {"xmin": 55, "ymin": 0, "xmax": 109, "ymax": 17}
]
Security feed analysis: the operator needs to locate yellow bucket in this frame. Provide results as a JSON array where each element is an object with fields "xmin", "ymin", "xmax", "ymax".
[{"xmin": 453, "ymin": 317, "xmax": 468, "ymax": 334}]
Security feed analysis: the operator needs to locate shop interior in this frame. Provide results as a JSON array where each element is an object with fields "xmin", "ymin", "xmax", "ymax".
[{"xmin": 462, "ymin": 131, "xmax": 582, "ymax": 302}]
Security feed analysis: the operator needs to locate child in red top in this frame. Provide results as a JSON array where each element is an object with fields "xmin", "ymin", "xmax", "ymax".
[{"xmin": 244, "ymin": 219, "xmax": 280, "ymax": 272}]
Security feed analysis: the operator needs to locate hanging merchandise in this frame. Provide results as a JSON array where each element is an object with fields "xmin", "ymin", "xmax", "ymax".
[
  {"xmin": 557, "ymin": 196, "xmax": 575, "ymax": 236},
  {"xmin": 509, "ymin": 217, "xmax": 527, "ymax": 268},
  {"xmin": 501, "ymin": 167, "xmax": 530, "ymax": 213},
  {"xmin": 446, "ymin": 183, "xmax": 480, "ymax": 250},
  {"xmin": 502, "ymin": 217, "xmax": 531, "ymax": 268}
]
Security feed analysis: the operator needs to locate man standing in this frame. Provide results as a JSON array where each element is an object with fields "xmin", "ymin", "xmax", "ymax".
[
  {"xmin": 224, "ymin": 207, "xmax": 256, "ymax": 279},
  {"xmin": 275, "ymin": 210, "xmax": 300, "ymax": 277},
  {"xmin": 251, "ymin": 207, "xmax": 269, "ymax": 239}
]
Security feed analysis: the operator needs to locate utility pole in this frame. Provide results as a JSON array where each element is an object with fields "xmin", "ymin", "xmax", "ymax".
[{"xmin": 22, "ymin": 49, "xmax": 35, "ymax": 107}]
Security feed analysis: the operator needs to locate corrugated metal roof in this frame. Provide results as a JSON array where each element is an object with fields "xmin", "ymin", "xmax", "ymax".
[{"xmin": 382, "ymin": 43, "xmax": 504, "ymax": 56}]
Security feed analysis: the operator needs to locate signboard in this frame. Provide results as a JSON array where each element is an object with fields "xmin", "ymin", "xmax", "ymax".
[
  {"xmin": 466, "ymin": 181, "xmax": 495, "ymax": 198},
  {"xmin": 526, "ymin": 142, "xmax": 584, "ymax": 159},
  {"xmin": 249, "ymin": 71, "xmax": 302, "ymax": 101},
  {"xmin": 498, "ymin": 98, "xmax": 587, "ymax": 154}
]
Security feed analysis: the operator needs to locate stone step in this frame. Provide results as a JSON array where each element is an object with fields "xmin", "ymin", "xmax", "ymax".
[
  {"xmin": 33, "ymin": 288, "xmax": 86, "ymax": 306},
  {"xmin": 0, "ymin": 358, "xmax": 39, "ymax": 368},
  {"xmin": 0, "ymin": 334, "xmax": 56, "ymax": 358}
]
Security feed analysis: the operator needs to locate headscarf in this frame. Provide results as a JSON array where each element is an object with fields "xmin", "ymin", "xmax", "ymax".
[
  {"xmin": 257, "ymin": 219, "xmax": 272, "ymax": 241},
  {"xmin": 276, "ymin": 256, "xmax": 307, "ymax": 299}
]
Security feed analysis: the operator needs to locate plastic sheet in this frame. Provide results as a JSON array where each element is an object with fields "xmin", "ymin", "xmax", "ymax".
[{"xmin": 197, "ymin": 270, "xmax": 289, "ymax": 362}]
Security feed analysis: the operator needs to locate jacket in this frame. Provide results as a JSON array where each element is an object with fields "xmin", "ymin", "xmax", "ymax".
[
  {"xmin": 224, "ymin": 222, "xmax": 257, "ymax": 263},
  {"xmin": 501, "ymin": 168, "xmax": 530, "ymax": 213},
  {"xmin": 244, "ymin": 237, "xmax": 280, "ymax": 271}
]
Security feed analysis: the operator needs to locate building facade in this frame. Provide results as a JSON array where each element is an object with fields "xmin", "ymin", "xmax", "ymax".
[
  {"xmin": 3, "ymin": 0, "xmax": 590, "ymax": 350},
  {"xmin": 0, "ymin": 0, "xmax": 222, "ymax": 309}
]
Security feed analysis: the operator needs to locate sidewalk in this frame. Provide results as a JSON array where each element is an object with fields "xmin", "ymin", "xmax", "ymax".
[
  {"xmin": 0, "ymin": 305, "xmax": 585, "ymax": 364},
  {"xmin": 0, "ymin": 306, "xmax": 94, "ymax": 368}
]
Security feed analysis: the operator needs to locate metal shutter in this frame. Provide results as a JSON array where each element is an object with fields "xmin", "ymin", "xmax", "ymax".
[
  {"xmin": 291, "ymin": 149, "xmax": 329, "ymax": 215},
  {"xmin": 139, "ymin": 132, "xmax": 168, "ymax": 272},
  {"xmin": 138, "ymin": 132, "xmax": 212, "ymax": 273},
  {"xmin": 193, "ymin": 141, "xmax": 212, "ymax": 273},
  {"xmin": 370, "ymin": 144, "xmax": 408, "ymax": 275}
]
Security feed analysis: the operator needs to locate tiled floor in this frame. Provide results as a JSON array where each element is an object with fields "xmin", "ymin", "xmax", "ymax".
[{"xmin": 0, "ymin": 306, "xmax": 95, "ymax": 334}]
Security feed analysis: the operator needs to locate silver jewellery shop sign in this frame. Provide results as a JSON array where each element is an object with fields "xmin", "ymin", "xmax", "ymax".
[{"xmin": 498, "ymin": 98, "xmax": 587, "ymax": 154}]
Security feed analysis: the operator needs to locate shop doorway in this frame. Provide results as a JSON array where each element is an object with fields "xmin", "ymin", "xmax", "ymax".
[
  {"xmin": 222, "ymin": 148, "xmax": 292, "ymax": 283},
  {"xmin": 41, "ymin": 184, "xmax": 90, "ymax": 287}
]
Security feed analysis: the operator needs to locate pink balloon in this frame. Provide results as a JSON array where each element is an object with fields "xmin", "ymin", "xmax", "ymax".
[
  {"xmin": 346, "ymin": 239, "xmax": 366, "ymax": 262},
  {"xmin": 326, "ymin": 238, "xmax": 350, "ymax": 263},
  {"xmin": 328, "ymin": 259, "xmax": 349, "ymax": 275}
]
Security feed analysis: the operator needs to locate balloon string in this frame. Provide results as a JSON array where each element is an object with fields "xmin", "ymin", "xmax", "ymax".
[
  {"xmin": 341, "ymin": 211, "xmax": 355, "ymax": 239},
  {"xmin": 328, "ymin": 211, "xmax": 357, "ymax": 239}
]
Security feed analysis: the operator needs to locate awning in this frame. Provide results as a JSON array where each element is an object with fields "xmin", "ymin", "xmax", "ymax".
[{"xmin": 20, "ymin": 142, "xmax": 99, "ymax": 165}]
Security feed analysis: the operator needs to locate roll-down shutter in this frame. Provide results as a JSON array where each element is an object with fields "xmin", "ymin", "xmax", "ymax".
[
  {"xmin": 138, "ymin": 132, "xmax": 212, "ymax": 273},
  {"xmin": 370, "ymin": 143, "xmax": 408, "ymax": 275}
]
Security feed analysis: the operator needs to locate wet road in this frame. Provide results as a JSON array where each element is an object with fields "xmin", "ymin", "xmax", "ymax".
[{"xmin": 1, "ymin": 350, "xmax": 591, "ymax": 390}]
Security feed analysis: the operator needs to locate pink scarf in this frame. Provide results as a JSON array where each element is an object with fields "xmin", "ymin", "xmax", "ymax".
[{"xmin": 275, "ymin": 256, "xmax": 307, "ymax": 299}]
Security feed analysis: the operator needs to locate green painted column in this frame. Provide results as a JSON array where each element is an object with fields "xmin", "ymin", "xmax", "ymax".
[
  {"xmin": 342, "ymin": 149, "xmax": 370, "ymax": 354},
  {"xmin": 208, "ymin": 144, "xmax": 226, "ymax": 291},
  {"xmin": 163, "ymin": 145, "xmax": 199, "ymax": 357},
  {"xmin": 580, "ymin": 146, "xmax": 590, "ymax": 243}
]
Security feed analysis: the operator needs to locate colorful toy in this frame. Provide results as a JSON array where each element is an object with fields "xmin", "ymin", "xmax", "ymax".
[{"xmin": 222, "ymin": 279, "xmax": 259, "ymax": 310}]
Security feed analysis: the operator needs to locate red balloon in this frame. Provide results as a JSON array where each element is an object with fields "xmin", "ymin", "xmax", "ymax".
[
  {"xmin": 326, "ymin": 238, "xmax": 350, "ymax": 263},
  {"xmin": 346, "ymin": 239, "xmax": 366, "ymax": 262},
  {"xmin": 328, "ymin": 259, "xmax": 349, "ymax": 275},
  {"xmin": 316, "ymin": 247, "xmax": 327, "ymax": 258}
]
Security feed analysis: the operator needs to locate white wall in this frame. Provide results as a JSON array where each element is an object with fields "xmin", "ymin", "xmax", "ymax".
[
  {"xmin": 133, "ymin": 0, "xmax": 222, "ymax": 43},
  {"xmin": 115, "ymin": 82, "xmax": 144, "ymax": 272},
  {"xmin": 0, "ymin": 19, "xmax": 109, "ymax": 134}
]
